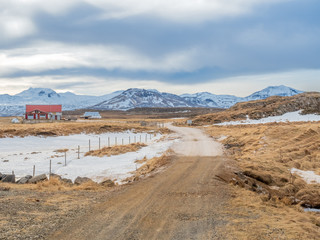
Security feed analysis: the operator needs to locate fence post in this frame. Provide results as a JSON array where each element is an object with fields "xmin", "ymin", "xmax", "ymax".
[
  {"xmin": 134, "ymin": 136, "xmax": 136, "ymax": 143},
  {"xmin": 49, "ymin": 160, "xmax": 52, "ymax": 179},
  {"xmin": 129, "ymin": 136, "xmax": 131, "ymax": 144},
  {"xmin": 33, "ymin": 165, "xmax": 35, "ymax": 177},
  {"xmin": 145, "ymin": 134, "xmax": 147, "ymax": 143},
  {"xmin": 64, "ymin": 152, "xmax": 67, "ymax": 166},
  {"xmin": 99, "ymin": 137, "xmax": 101, "ymax": 150},
  {"xmin": 89, "ymin": 139, "xmax": 91, "ymax": 151},
  {"xmin": 78, "ymin": 145, "xmax": 80, "ymax": 159},
  {"xmin": 108, "ymin": 137, "xmax": 110, "ymax": 147},
  {"xmin": 122, "ymin": 138, "xmax": 124, "ymax": 145},
  {"xmin": 115, "ymin": 137, "xmax": 117, "ymax": 146},
  {"xmin": 140, "ymin": 135, "xmax": 141, "ymax": 143}
]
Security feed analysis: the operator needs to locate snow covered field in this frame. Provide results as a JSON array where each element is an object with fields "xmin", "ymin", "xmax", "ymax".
[
  {"xmin": 216, "ymin": 111, "xmax": 320, "ymax": 126},
  {"xmin": 0, "ymin": 131, "xmax": 177, "ymax": 183}
]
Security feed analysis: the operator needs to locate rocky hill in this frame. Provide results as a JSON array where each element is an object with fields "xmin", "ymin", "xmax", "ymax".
[{"xmin": 194, "ymin": 92, "xmax": 320, "ymax": 125}]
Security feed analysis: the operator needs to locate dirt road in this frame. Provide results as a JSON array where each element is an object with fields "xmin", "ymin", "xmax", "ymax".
[{"xmin": 50, "ymin": 126, "xmax": 231, "ymax": 240}]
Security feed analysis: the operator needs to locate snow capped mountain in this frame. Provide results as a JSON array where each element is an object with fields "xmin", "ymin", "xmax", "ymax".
[
  {"xmin": 181, "ymin": 85, "xmax": 303, "ymax": 109},
  {"xmin": 0, "ymin": 85, "xmax": 304, "ymax": 116},
  {"xmin": 245, "ymin": 85, "xmax": 303, "ymax": 101},
  {"xmin": 92, "ymin": 88, "xmax": 193, "ymax": 110},
  {"xmin": 0, "ymin": 88, "xmax": 123, "ymax": 116},
  {"xmin": 181, "ymin": 92, "xmax": 243, "ymax": 109}
]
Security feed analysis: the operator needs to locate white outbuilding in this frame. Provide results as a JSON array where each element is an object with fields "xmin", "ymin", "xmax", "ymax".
[{"xmin": 82, "ymin": 112, "xmax": 102, "ymax": 119}]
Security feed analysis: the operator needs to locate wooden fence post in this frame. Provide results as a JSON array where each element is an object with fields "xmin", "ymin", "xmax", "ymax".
[
  {"xmin": 108, "ymin": 137, "xmax": 110, "ymax": 147},
  {"xmin": 78, "ymin": 145, "xmax": 80, "ymax": 159},
  {"xmin": 64, "ymin": 152, "xmax": 67, "ymax": 166},
  {"xmin": 99, "ymin": 137, "xmax": 101, "ymax": 150},
  {"xmin": 33, "ymin": 165, "xmax": 35, "ymax": 177},
  {"xmin": 129, "ymin": 136, "xmax": 131, "ymax": 144},
  {"xmin": 89, "ymin": 139, "xmax": 91, "ymax": 151},
  {"xmin": 49, "ymin": 160, "xmax": 52, "ymax": 179}
]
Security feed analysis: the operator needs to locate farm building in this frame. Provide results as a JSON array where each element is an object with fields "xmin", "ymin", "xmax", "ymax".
[
  {"xmin": 25, "ymin": 105, "xmax": 62, "ymax": 120},
  {"xmin": 82, "ymin": 112, "xmax": 102, "ymax": 119}
]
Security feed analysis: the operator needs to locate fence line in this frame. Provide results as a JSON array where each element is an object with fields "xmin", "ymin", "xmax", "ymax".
[{"xmin": 6, "ymin": 132, "xmax": 158, "ymax": 179}]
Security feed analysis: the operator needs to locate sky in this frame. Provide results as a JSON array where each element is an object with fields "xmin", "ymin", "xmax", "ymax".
[{"xmin": 0, "ymin": 0, "xmax": 320, "ymax": 97}]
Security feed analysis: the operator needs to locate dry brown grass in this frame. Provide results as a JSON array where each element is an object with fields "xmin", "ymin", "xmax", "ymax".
[
  {"xmin": 223, "ymin": 187, "xmax": 320, "ymax": 239},
  {"xmin": 0, "ymin": 120, "xmax": 159, "ymax": 138},
  {"xmin": 126, "ymin": 151, "xmax": 173, "ymax": 182},
  {"xmin": 206, "ymin": 121, "xmax": 320, "ymax": 179},
  {"xmin": 85, "ymin": 143, "xmax": 147, "ymax": 157},
  {"xmin": 0, "ymin": 177, "xmax": 108, "ymax": 192},
  {"xmin": 205, "ymin": 121, "xmax": 320, "ymax": 239}
]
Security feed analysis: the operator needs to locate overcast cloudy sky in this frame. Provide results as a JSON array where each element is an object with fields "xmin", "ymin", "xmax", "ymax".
[{"xmin": 0, "ymin": 0, "xmax": 319, "ymax": 96}]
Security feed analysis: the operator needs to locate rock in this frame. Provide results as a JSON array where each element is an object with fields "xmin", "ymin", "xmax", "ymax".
[
  {"xmin": 28, "ymin": 174, "xmax": 48, "ymax": 184},
  {"xmin": 1, "ymin": 174, "xmax": 15, "ymax": 183},
  {"xmin": 61, "ymin": 178, "xmax": 73, "ymax": 185},
  {"xmin": 0, "ymin": 173, "xmax": 2, "ymax": 181},
  {"xmin": 100, "ymin": 179, "xmax": 115, "ymax": 187},
  {"xmin": 16, "ymin": 175, "xmax": 32, "ymax": 184},
  {"xmin": 74, "ymin": 176, "xmax": 93, "ymax": 185},
  {"xmin": 296, "ymin": 188, "xmax": 320, "ymax": 208},
  {"xmin": 49, "ymin": 173, "xmax": 61, "ymax": 180},
  {"xmin": 243, "ymin": 170, "xmax": 273, "ymax": 185}
]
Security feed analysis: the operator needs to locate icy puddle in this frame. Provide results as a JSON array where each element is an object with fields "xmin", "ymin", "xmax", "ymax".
[{"xmin": 0, "ymin": 131, "xmax": 177, "ymax": 183}]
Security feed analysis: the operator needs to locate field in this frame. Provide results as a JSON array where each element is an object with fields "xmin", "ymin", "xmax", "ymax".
[
  {"xmin": 63, "ymin": 107, "xmax": 223, "ymax": 119},
  {"xmin": 0, "ymin": 117, "xmax": 168, "ymax": 138},
  {"xmin": 1, "ymin": 112, "xmax": 320, "ymax": 239},
  {"xmin": 205, "ymin": 121, "xmax": 320, "ymax": 238}
]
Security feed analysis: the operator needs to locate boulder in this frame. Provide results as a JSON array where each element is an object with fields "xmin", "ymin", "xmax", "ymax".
[
  {"xmin": 74, "ymin": 176, "xmax": 93, "ymax": 185},
  {"xmin": 16, "ymin": 175, "xmax": 32, "ymax": 184},
  {"xmin": 100, "ymin": 179, "xmax": 115, "ymax": 187},
  {"xmin": 28, "ymin": 174, "xmax": 48, "ymax": 184},
  {"xmin": 49, "ymin": 173, "xmax": 61, "ymax": 180},
  {"xmin": 61, "ymin": 178, "xmax": 73, "ymax": 185},
  {"xmin": 1, "ymin": 174, "xmax": 15, "ymax": 183}
]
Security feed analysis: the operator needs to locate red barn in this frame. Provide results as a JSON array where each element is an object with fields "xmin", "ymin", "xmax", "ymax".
[{"xmin": 25, "ymin": 105, "xmax": 62, "ymax": 120}]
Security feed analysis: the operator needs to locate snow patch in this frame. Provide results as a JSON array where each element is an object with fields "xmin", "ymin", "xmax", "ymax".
[
  {"xmin": 216, "ymin": 111, "xmax": 320, "ymax": 126},
  {"xmin": 291, "ymin": 168, "xmax": 320, "ymax": 184},
  {"xmin": 0, "ymin": 131, "xmax": 176, "ymax": 184}
]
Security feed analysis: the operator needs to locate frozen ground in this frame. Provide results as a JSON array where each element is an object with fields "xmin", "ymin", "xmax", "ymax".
[
  {"xmin": 291, "ymin": 168, "xmax": 320, "ymax": 184},
  {"xmin": 0, "ymin": 131, "xmax": 177, "ymax": 183},
  {"xmin": 216, "ymin": 111, "xmax": 320, "ymax": 126}
]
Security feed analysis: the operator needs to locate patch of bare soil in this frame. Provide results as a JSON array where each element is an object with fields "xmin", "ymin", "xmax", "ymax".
[
  {"xmin": 85, "ymin": 143, "xmax": 147, "ymax": 157},
  {"xmin": 0, "ymin": 179, "xmax": 117, "ymax": 240},
  {"xmin": 205, "ymin": 121, "xmax": 320, "ymax": 238}
]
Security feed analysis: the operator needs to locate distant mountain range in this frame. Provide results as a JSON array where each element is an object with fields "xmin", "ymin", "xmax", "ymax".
[{"xmin": 0, "ymin": 85, "xmax": 303, "ymax": 116}]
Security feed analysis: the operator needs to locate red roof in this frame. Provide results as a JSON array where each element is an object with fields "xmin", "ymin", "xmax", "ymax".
[{"xmin": 26, "ymin": 105, "xmax": 62, "ymax": 113}]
